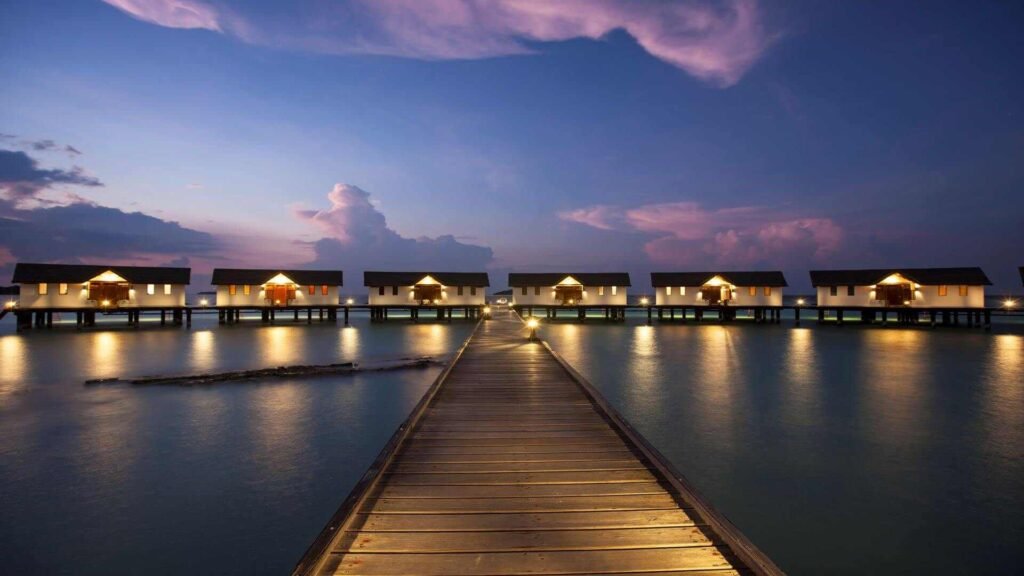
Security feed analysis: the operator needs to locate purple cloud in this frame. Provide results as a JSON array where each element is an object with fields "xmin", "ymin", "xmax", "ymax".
[
  {"xmin": 0, "ymin": 149, "xmax": 102, "ymax": 203},
  {"xmin": 100, "ymin": 0, "xmax": 773, "ymax": 87}
]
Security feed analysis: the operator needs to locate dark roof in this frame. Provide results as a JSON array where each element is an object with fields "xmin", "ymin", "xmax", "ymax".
[
  {"xmin": 12, "ymin": 263, "xmax": 190, "ymax": 285},
  {"xmin": 363, "ymin": 271, "xmax": 489, "ymax": 287},
  {"xmin": 809, "ymin": 267, "xmax": 991, "ymax": 287},
  {"xmin": 508, "ymin": 273, "xmax": 631, "ymax": 287},
  {"xmin": 493, "ymin": 289, "xmax": 514, "ymax": 296},
  {"xmin": 211, "ymin": 269, "xmax": 343, "ymax": 286},
  {"xmin": 0, "ymin": 286, "xmax": 19, "ymax": 296},
  {"xmin": 651, "ymin": 271, "xmax": 787, "ymax": 287}
]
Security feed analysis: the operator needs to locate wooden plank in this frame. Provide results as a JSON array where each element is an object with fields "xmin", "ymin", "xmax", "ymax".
[
  {"xmin": 352, "ymin": 509, "xmax": 702, "ymax": 532},
  {"xmin": 324, "ymin": 547, "xmax": 736, "ymax": 575},
  {"xmin": 384, "ymin": 469, "xmax": 657, "ymax": 485},
  {"xmin": 360, "ymin": 494, "xmax": 681, "ymax": 514},
  {"xmin": 336, "ymin": 527, "xmax": 718, "ymax": 553},
  {"xmin": 388, "ymin": 460, "xmax": 646, "ymax": 473},
  {"xmin": 374, "ymin": 482, "xmax": 668, "ymax": 499},
  {"xmin": 395, "ymin": 452, "xmax": 638, "ymax": 464}
]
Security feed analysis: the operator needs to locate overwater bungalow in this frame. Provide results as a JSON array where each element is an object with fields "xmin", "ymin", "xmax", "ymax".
[
  {"xmin": 651, "ymin": 271, "xmax": 786, "ymax": 306},
  {"xmin": 8, "ymin": 262, "xmax": 190, "ymax": 329},
  {"xmin": 810, "ymin": 267, "xmax": 990, "ymax": 308},
  {"xmin": 363, "ymin": 271, "xmax": 489, "ymax": 321},
  {"xmin": 508, "ymin": 273, "xmax": 630, "ymax": 320},
  {"xmin": 211, "ymin": 268, "xmax": 343, "ymax": 323}
]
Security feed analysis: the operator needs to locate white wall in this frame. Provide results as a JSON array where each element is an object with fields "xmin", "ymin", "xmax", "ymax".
[
  {"xmin": 368, "ymin": 285, "xmax": 486, "ymax": 306},
  {"xmin": 216, "ymin": 285, "xmax": 339, "ymax": 307},
  {"xmin": 815, "ymin": 284, "xmax": 986, "ymax": 308},
  {"xmin": 17, "ymin": 282, "xmax": 186, "ymax": 309},
  {"xmin": 655, "ymin": 285, "xmax": 783, "ymax": 306},
  {"xmin": 512, "ymin": 285, "xmax": 628, "ymax": 306}
]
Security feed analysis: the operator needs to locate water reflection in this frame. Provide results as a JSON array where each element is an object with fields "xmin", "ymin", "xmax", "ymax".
[
  {"xmin": 258, "ymin": 327, "xmax": 305, "ymax": 366},
  {"xmin": 249, "ymin": 384, "xmax": 312, "ymax": 479},
  {"xmin": 340, "ymin": 326, "xmax": 360, "ymax": 358},
  {"xmin": 692, "ymin": 327, "xmax": 746, "ymax": 449},
  {"xmin": 859, "ymin": 330, "xmax": 928, "ymax": 454},
  {"xmin": 89, "ymin": 332, "xmax": 125, "ymax": 380},
  {"xmin": 982, "ymin": 335, "xmax": 1024, "ymax": 464},
  {"xmin": 782, "ymin": 328, "xmax": 820, "ymax": 427},
  {"xmin": 0, "ymin": 336, "xmax": 26, "ymax": 396},
  {"xmin": 627, "ymin": 325, "xmax": 662, "ymax": 411},
  {"xmin": 191, "ymin": 330, "xmax": 216, "ymax": 372}
]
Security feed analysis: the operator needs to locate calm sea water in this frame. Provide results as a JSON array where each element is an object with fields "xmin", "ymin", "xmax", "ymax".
[
  {"xmin": 1, "ymin": 311, "xmax": 1022, "ymax": 574},
  {"xmin": 542, "ymin": 319, "xmax": 1024, "ymax": 575}
]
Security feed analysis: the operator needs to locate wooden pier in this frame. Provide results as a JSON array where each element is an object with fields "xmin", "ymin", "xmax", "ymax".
[
  {"xmin": 369, "ymin": 305, "xmax": 486, "ymax": 323},
  {"xmin": 513, "ymin": 304, "xmax": 627, "ymax": 322},
  {"xmin": 10, "ymin": 306, "xmax": 192, "ymax": 332},
  {"xmin": 293, "ymin": 309, "xmax": 781, "ymax": 576}
]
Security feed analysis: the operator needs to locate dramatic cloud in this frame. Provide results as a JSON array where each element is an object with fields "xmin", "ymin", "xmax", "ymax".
[
  {"xmin": 560, "ymin": 200, "xmax": 843, "ymax": 267},
  {"xmin": 100, "ymin": 0, "xmax": 772, "ymax": 86},
  {"xmin": 296, "ymin": 183, "xmax": 493, "ymax": 271},
  {"xmin": 0, "ymin": 149, "xmax": 102, "ymax": 203}
]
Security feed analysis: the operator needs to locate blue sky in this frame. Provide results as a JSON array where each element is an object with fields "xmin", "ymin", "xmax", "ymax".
[{"xmin": 1, "ymin": 1, "xmax": 1022, "ymax": 291}]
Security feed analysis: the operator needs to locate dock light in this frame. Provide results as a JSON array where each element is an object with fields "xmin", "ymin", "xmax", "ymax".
[
  {"xmin": 101, "ymin": 299, "xmax": 111, "ymax": 307},
  {"xmin": 346, "ymin": 298, "xmax": 354, "ymax": 305},
  {"xmin": 483, "ymin": 305, "xmax": 491, "ymax": 316},
  {"xmin": 797, "ymin": 298, "xmax": 806, "ymax": 306},
  {"xmin": 640, "ymin": 297, "xmax": 650, "ymax": 306},
  {"xmin": 199, "ymin": 298, "xmax": 209, "ymax": 307},
  {"xmin": 1004, "ymin": 299, "xmax": 1017, "ymax": 309},
  {"xmin": 4, "ymin": 300, "xmax": 15, "ymax": 309},
  {"xmin": 526, "ymin": 316, "xmax": 539, "ymax": 340}
]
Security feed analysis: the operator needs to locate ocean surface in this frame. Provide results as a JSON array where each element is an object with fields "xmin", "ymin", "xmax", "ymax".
[{"xmin": 0, "ymin": 310, "xmax": 1022, "ymax": 574}]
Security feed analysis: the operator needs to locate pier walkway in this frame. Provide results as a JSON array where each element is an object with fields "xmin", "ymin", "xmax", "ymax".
[{"xmin": 294, "ymin": 310, "xmax": 781, "ymax": 575}]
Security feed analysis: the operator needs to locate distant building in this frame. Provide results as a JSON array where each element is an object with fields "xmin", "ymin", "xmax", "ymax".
[
  {"xmin": 211, "ymin": 269, "xmax": 343, "ymax": 307},
  {"xmin": 11, "ymin": 263, "xmax": 189, "ymax": 309},
  {"xmin": 508, "ymin": 273, "xmax": 630, "ymax": 306},
  {"xmin": 651, "ymin": 272, "xmax": 786, "ymax": 306},
  {"xmin": 364, "ymin": 272, "xmax": 489, "ymax": 306},
  {"xmin": 810, "ymin": 268, "xmax": 991, "ymax": 308}
]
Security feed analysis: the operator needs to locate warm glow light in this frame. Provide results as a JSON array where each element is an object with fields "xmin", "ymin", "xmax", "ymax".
[
  {"xmin": 880, "ymin": 273, "xmax": 908, "ymax": 285},
  {"xmin": 3, "ymin": 300, "xmax": 14, "ymax": 309},
  {"xmin": 483, "ymin": 306, "xmax": 491, "ymax": 314},
  {"xmin": 346, "ymin": 298, "xmax": 354, "ymax": 305},
  {"xmin": 1005, "ymin": 299, "xmax": 1018, "ymax": 309},
  {"xmin": 416, "ymin": 275, "xmax": 440, "ymax": 285},
  {"xmin": 199, "ymin": 298, "xmax": 209, "ymax": 306},
  {"xmin": 797, "ymin": 298, "xmax": 806, "ymax": 306},
  {"xmin": 640, "ymin": 297, "xmax": 650, "ymax": 305},
  {"xmin": 526, "ymin": 317, "xmax": 539, "ymax": 329},
  {"xmin": 557, "ymin": 276, "xmax": 582, "ymax": 286},
  {"xmin": 90, "ymin": 270, "xmax": 128, "ymax": 283},
  {"xmin": 263, "ymin": 273, "xmax": 296, "ymax": 286},
  {"xmin": 101, "ymin": 299, "xmax": 111, "ymax": 306}
]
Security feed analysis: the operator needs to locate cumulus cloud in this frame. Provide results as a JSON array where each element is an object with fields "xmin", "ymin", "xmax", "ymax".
[
  {"xmin": 0, "ymin": 149, "xmax": 102, "ymax": 204},
  {"xmin": 296, "ymin": 183, "xmax": 493, "ymax": 271},
  {"xmin": 100, "ymin": 0, "xmax": 772, "ymax": 86},
  {"xmin": 560, "ymin": 200, "xmax": 843, "ymax": 267}
]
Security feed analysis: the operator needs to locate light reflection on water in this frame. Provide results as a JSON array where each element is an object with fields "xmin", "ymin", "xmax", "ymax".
[
  {"xmin": 541, "ymin": 320, "xmax": 1024, "ymax": 575},
  {"xmin": 0, "ymin": 314, "xmax": 474, "ymax": 575}
]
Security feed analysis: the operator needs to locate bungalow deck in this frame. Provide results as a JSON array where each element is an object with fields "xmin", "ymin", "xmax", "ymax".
[{"xmin": 292, "ymin": 309, "xmax": 781, "ymax": 576}]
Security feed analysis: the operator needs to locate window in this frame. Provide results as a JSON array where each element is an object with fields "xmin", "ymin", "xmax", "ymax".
[
  {"xmin": 243, "ymin": 285, "xmax": 250, "ymax": 295},
  {"xmin": 228, "ymin": 284, "xmax": 237, "ymax": 296},
  {"xmin": 164, "ymin": 284, "xmax": 172, "ymax": 295},
  {"xmin": 680, "ymin": 287, "xmax": 686, "ymax": 295},
  {"xmin": 665, "ymin": 286, "xmax": 671, "ymax": 296},
  {"xmin": 458, "ymin": 286, "xmax": 464, "ymax": 296},
  {"xmin": 829, "ymin": 286, "xmax": 838, "ymax": 297},
  {"xmin": 321, "ymin": 285, "xmax": 328, "ymax": 296},
  {"xmin": 938, "ymin": 285, "xmax": 948, "ymax": 297},
  {"xmin": 599, "ymin": 286, "xmax": 605, "ymax": 296},
  {"xmin": 146, "ymin": 284, "xmax": 155, "ymax": 295},
  {"xmin": 470, "ymin": 286, "xmax": 477, "ymax": 296},
  {"xmin": 392, "ymin": 286, "xmax": 398, "ymax": 296},
  {"xmin": 535, "ymin": 286, "xmax": 540, "ymax": 296},
  {"xmin": 308, "ymin": 285, "xmax": 315, "ymax": 295},
  {"xmin": 847, "ymin": 285, "xmax": 855, "ymax": 296},
  {"xmin": 612, "ymin": 286, "xmax": 618, "ymax": 296},
  {"xmin": 521, "ymin": 287, "xmax": 527, "ymax": 296},
  {"xmin": 59, "ymin": 283, "xmax": 69, "ymax": 295},
  {"xmin": 959, "ymin": 285, "xmax": 969, "ymax": 297},
  {"xmin": 378, "ymin": 286, "xmax": 385, "ymax": 296},
  {"xmin": 749, "ymin": 286, "xmax": 757, "ymax": 297},
  {"xmin": 764, "ymin": 286, "xmax": 772, "ymax": 296}
]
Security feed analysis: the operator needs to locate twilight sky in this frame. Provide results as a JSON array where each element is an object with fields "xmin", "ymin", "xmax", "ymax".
[{"xmin": 1, "ymin": 0, "xmax": 1022, "ymax": 292}]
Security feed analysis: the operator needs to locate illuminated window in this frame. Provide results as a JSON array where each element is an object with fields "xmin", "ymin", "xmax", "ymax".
[
  {"xmin": 680, "ymin": 287, "xmax": 686, "ymax": 295},
  {"xmin": 228, "ymin": 284, "xmax": 237, "ymax": 296},
  {"xmin": 378, "ymin": 286, "xmax": 385, "ymax": 296},
  {"xmin": 392, "ymin": 286, "xmax": 398, "ymax": 296},
  {"xmin": 611, "ymin": 286, "xmax": 618, "ymax": 296},
  {"xmin": 665, "ymin": 286, "xmax": 671, "ymax": 296},
  {"xmin": 243, "ymin": 285, "xmax": 250, "ymax": 295},
  {"xmin": 847, "ymin": 285, "xmax": 855, "ymax": 296},
  {"xmin": 829, "ymin": 286, "xmax": 838, "ymax": 296},
  {"xmin": 147, "ymin": 284, "xmax": 155, "ymax": 295},
  {"xmin": 749, "ymin": 286, "xmax": 757, "ymax": 297},
  {"xmin": 470, "ymin": 286, "xmax": 477, "ymax": 296},
  {"xmin": 38, "ymin": 283, "xmax": 48, "ymax": 295},
  {"xmin": 59, "ymin": 283, "xmax": 69, "ymax": 295},
  {"xmin": 164, "ymin": 284, "xmax": 172, "ymax": 295},
  {"xmin": 938, "ymin": 285, "xmax": 948, "ymax": 297},
  {"xmin": 458, "ymin": 286, "xmax": 464, "ymax": 296},
  {"xmin": 321, "ymin": 285, "xmax": 328, "ymax": 295},
  {"xmin": 308, "ymin": 285, "xmax": 315, "ymax": 295},
  {"xmin": 599, "ymin": 286, "xmax": 605, "ymax": 296},
  {"xmin": 959, "ymin": 285, "xmax": 968, "ymax": 297},
  {"xmin": 764, "ymin": 286, "xmax": 772, "ymax": 296}
]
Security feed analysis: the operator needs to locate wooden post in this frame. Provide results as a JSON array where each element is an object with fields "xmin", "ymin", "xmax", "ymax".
[
  {"xmin": 185, "ymin": 308, "xmax": 192, "ymax": 328},
  {"xmin": 307, "ymin": 308, "xmax": 313, "ymax": 324},
  {"xmin": 161, "ymin": 310, "xmax": 167, "ymax": 325},
  {"xmin": 837, "ymin": 309, "xmax": 844, "ymax": 326},
  {"xmin": 344, "ymin": 307, "xmax": 349, "ymax": 325}
]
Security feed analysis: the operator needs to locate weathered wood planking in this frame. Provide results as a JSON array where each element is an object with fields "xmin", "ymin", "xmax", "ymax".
[{"xmin": 293, "ymin": 310, "xmax": 783, "ymax": 576}]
